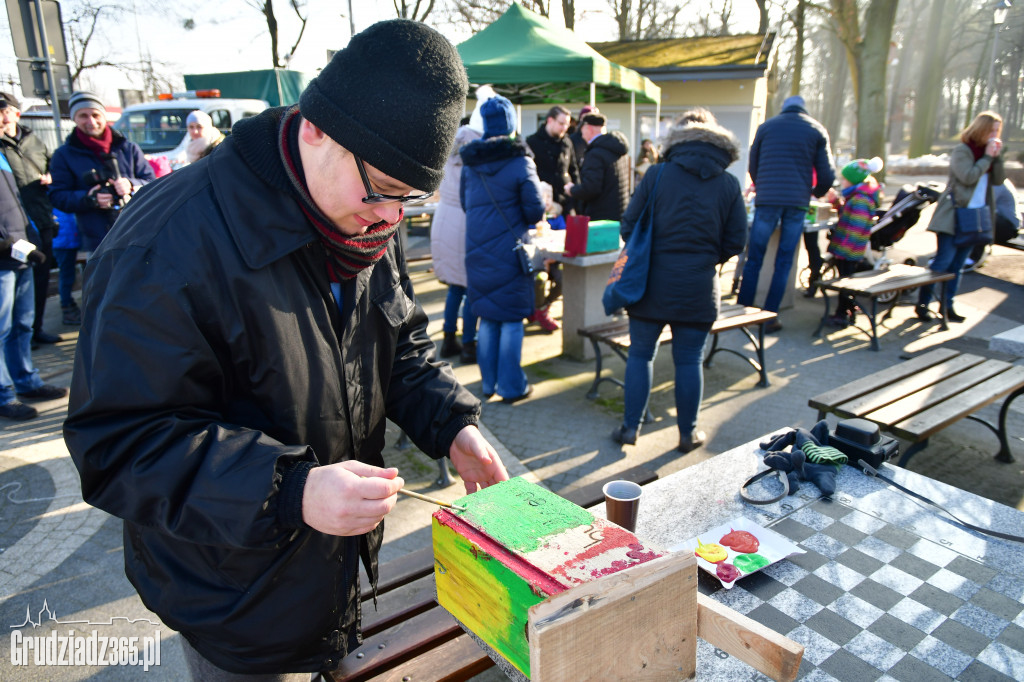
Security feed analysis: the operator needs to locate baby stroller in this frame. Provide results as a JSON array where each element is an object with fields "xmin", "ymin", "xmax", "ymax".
[{"xmin": 803, "ymin": 183, "xmax": 942, "ymax": 302}]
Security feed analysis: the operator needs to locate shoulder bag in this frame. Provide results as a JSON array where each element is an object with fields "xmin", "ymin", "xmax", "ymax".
[
  {"xmin": 470, "ymin": 168, "xmax": 535, "ymax": 276},
  {"xmin": 953, "ymin": 204, "xmax": 993, "ymax": 248},
  {"xmin": 602, "ymin": 165, "xmax": 664, "ymax": 316}
]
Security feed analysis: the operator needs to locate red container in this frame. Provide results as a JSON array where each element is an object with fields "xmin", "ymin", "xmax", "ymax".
[{"xmin": 563, "ymin": 215, "xmax": 590, "ymax": 257}]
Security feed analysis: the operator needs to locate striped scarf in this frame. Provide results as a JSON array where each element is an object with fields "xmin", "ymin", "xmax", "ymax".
[{"xmin": 277, "ymin": 106, "xmax": 401, "ymax": 281}]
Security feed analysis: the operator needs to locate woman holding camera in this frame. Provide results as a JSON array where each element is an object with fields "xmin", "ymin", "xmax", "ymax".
[
  {"xmin": 917, "ymin": 110, "xmax": 1005, "ymax": 323},
  {"xmin": 49, "ymin": 91, "xmax": 155, "ymax": 253},
  {"xmin": 461, "ymin": 96, "xmax": 545, "ymax": 404}
]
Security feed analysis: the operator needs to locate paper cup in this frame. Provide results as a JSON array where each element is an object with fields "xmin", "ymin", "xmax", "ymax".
[{"xmin": 602, "ymin": 480, "xmax": 642, "ymax": 532}]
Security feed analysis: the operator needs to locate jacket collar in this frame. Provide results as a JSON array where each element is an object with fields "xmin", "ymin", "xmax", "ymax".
[
  {"xmin": 207, "ymin": 111, "xmax": 317, "ymax": 270},
  {"xmin": 64, "ymin": 125, "xmax": 126, "ymax": 151}
]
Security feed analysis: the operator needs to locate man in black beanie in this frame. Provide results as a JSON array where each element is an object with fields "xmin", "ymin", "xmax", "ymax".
[{"xmin": 64, "ymin": 19, "xmax": 508, "ymax": 678}]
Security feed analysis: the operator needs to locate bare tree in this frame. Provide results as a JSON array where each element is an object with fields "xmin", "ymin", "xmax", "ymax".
[
  {"xmin": 442, "ymin": 0, "xmax": 551, "ymax": 34},
  {"xmin": 563, "ymin": 0, "xmax": 575, "ymax": 29},
  {"xmin": 754, "ymin": 0, "xmax": 769, "ymax": 33},
  {"xmin": 65, "ymin": 2, "xmax": 124, "ymax": 84},
  {"xmin": 245, "ymin": 0, "xmax": 309, "ymax": 68},
  {"xmin": 790, "ymin": 0, "xmax": 805, "ymax": 95},
  {"xmin": 394, "ymin": 0, "xmax": 435, "ymax": 21},
  {"xmin": 610, "ymin": 0, "xmax": 685, "ymax": 39},
  {"xmin": 907, "ymin": 0, "xmax": 957, "ymax": 156},
  {"xmin": 829, "ymin": 0, "xmax": 900, "ymax": 167}
]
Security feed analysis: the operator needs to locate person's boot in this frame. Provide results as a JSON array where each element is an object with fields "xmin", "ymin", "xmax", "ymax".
[
  {"xmin": 440, "ymin": 332, "xmax": 462, "ymax": 358},
  {"xmin": 678, "ymin": 429, "xmax": 707, "ymax": 453},
  {"xmin": 611, "ymin": 424, "xmax": 638, "ymax": 445},
  {"xmin": 62, "ymin": 302, "xmax": 82, "ymax": 326},
  {"xmin": 939, "ymin": 304, "xmax": 966, "ymax": 323},
  {"xmin": 533, "ymin": 306, "xmax": 560, "ymax": 332},
  {"xmin": 460, "ymin": 341, "xmax": 477, "ymax": 364},
  {"xmin": 915, "ymin": 303, "xmax": 933, "ymax": 321}
]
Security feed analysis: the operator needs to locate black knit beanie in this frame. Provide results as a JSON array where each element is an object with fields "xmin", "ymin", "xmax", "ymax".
[{"xmin": 299, "ymin": 19, "xmax": 468, "ymax": 193}]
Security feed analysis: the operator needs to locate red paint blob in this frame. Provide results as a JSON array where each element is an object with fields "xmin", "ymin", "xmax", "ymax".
[
  {"xmin": 720, "ymin": 528, "xmax": 759, "ymax": 554},
  {"xmin": 716, "ymin": 562, "xmax": 741, "ymax": 583}
]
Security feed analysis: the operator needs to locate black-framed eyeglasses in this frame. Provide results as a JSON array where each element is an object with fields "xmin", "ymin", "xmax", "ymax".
[{"xmin": 353, "ymin": 154, "xmax": 432, "ymax": 205}]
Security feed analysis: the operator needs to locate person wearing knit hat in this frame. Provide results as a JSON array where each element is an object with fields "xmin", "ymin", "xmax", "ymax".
[
  {"xmin": 49, "ymin": 91, "xmax": 155, "ymax": 253},
  {"xmin": 569, "ymin": 104, "xmax": 599, "ymax": 165},
  {"xmin": 185, "ymin": 109, "xmax": 225, "ymax": 163},
  {"xmin": 460, "ymin": 90, "xmax": 545, "ymax": 403},
  {"xmin": 825, "ymin": 156, "xmax": 884, "ymax": 327},
  {"xmin": 63, "ymin": 18, "xmax": 508, "ymax": 678}
]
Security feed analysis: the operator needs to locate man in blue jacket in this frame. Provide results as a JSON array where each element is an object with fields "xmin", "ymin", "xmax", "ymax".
[
  {"xmin": 738, "ymin": 95, "xmax": 835, "ymax": 329},
  {"xmin": 48, "ymin": 91, "xmax": 155, "ymax": 252},
  {"xmin": 0, "ymin": 149, "xmax": 69, "ymax": 420}
]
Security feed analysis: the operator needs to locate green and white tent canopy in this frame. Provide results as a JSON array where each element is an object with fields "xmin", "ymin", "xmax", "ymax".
[{"xmin": 456, "ymin": 3, "xmax": 660, "ymax": 106}]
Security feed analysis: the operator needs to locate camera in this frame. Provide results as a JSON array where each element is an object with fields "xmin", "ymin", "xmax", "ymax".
[
  {"xmin": 82, "ymin": 157, "xmax": 129, "ymax": 210},
  {"xmin": 828, "ymin": 419, "xmax": 899, "ymax": 469}
]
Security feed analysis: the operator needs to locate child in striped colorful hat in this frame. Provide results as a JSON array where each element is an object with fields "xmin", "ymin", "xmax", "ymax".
[{"xmin": 826, "ymin": 156, "xmax": 884, "ymax": 327}]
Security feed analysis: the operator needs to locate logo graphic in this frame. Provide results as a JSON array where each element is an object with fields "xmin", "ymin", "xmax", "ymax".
[{"xmin": 10, "ymin": 600, "xmax": 162, "ymax": 671}]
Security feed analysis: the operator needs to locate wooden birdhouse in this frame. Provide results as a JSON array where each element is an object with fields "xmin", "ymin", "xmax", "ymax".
[{"xmin": 432, "ymin": 476, "xmax": 697, "ymax": 680}]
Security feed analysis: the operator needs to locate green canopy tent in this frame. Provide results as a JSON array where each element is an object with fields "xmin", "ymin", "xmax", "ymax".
[{"xmin": 456, "ymin": 3, "xmax": 661, "ymax": 141}]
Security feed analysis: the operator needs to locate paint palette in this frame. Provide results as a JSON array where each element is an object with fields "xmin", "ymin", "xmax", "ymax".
[{"xmin": 671, "ymin": 516, "xmax": 804, "ymax": 589}]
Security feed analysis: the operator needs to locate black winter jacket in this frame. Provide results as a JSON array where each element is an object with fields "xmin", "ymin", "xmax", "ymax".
[
  {"xmin": 63, "ymin": 108, "xmax": 480, "ymax": 674},
  {"xmin": 0, "ymin": 147, "xmax": 31, "ymax": 271},
  {"xmin": 748, "ymin": 103, "xmax": 835, "ymax": 207},
  {"xmin": 571, "ymin": 130, "xmax": 631, "ymax": 221},
  {"xmin": 526, "ymin": 127, "xmax": 578, "ymax": 211},
  {"xmin": 622, "ymin": 122, "xmax": 747, "ymax": 324},
  {"xmin": 0, "ymin": 124, "xmax": 58, "ymax": 239}
]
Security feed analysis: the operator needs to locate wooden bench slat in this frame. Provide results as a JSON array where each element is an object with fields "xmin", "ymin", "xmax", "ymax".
[
  {"xmin": 329, "ymin": 607, "xmax": 461, "ymax": 682},
  {"xmin": 865, "ymin": 360, "xmax": 1015, "ymax": 426},
  {"xmin": 711, "ymin": 309, "xmax": 776, "ymax": 332},
  {"xmin": 360, "ymin": 546, "xmax": 435, "ymax": 601},
  {"xmin": 889, "ymin": 366, "xmax": 1024, "ymax": 441},
  {"xmin": 808, "ymin": 348, "xmax": 959, "ymax": 413},
  {"xmin": 365, "ymin": 633, "xmax": 493, "ymax": 682},
  {"xmin": 361, "ymin": 574, "xmax": 438, "ymax": 638},
  {"xmin": 836, "ymin": 354, "xmax": 989, "ymax": 417}
]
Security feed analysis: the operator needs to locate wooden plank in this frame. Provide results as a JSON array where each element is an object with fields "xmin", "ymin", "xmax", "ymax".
[
  {"xmin": 529, "ymin": 553, "xmax": 698, "ymax": 681},
  {"xmin": 329, "ymin": 607, "xmax": 462, "ymax": 682},
  {"xmin": 365, "ymin": 633, "xmax": 493, "ymax": 682},
  {"xmin": 696, "ymin": 593, "xmax": 804, "ymax": 682},
  {"xmin": 808, "ymin": 348, "xmax": 959, "ymax": 414},
  {"xmin": 890, "ymin": 366, "xmax": 1024, "ymax": 441},
  {"xmin": 360, "ymin": 546, "xmax": 435, "ymax": 600},
  {"xmin": 836, "ymin": 353, "xmax": 988, "ymax": 417},
  {"xmin": 559, "ymin": 464, "xmax": 659, "ymax": 510},
  {"xmin": 361, "ymin": 573, "xmax": 438, "ymax": 638},
  {"xmin": 712, "ymin": 310, "xmax": 777, "ymax": 334},
  {"xmin": 866, "ymin": 359, "xmax": 1014, "ymax": 427}
]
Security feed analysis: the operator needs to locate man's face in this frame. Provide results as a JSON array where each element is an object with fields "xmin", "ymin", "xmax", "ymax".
[
  {"xmin": 545, "ymin": 113, "xmax": 569, "ymax": 139},
  {"xmin": 582, "ymin": 123, "xmax": 603, "ymax": 144},
  {"xmin": 298, "ymin": 119, "xmax": 421, "ymax": 236},
  {"xmin": 0, "ymin": 105, "xmax": 18, "ymax": 137},
  {"xmin": 74, "ymin": 108, "xmax": 106, "ymax": 137}
]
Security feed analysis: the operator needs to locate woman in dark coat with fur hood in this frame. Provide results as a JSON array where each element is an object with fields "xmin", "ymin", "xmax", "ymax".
[{"xmin": 611, "ymin": 109, "xmax": 747, "ymax": 452}]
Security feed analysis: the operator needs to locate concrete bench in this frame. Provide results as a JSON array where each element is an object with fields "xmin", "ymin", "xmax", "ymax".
[
  {"xmin": 578, "ymin": 304, "xmax": 777, "ymax": 404},
  {"xmin": 327, "ymin": 465, "xmax": 658, "ymax": 682},
  {"xmin": 809, "ymin": 347, "xmax": 1024, "ymax": 466}
]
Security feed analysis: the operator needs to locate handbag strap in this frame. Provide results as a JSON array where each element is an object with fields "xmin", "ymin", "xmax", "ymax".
[{"xmin": 470, "ymin": 167, "xmax": 524, "ymax": 243}]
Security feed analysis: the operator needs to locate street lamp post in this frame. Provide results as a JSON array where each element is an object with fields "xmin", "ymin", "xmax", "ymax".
[{"xmin": 986, "ymin": 1, "xmax": 1012, "ymax": 110}]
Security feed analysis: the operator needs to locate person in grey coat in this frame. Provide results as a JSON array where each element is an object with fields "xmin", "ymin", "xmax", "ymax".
[
  {"xmin": 611, "ymin": 110, "xmax": 747, "ymax": 453},
  {"xmin": 917, "ymin": 110, "xmax": 1005, "ymax": 323}
]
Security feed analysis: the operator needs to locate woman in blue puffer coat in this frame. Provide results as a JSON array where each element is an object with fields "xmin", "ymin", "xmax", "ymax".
[{"xmin": 461, "ymin": 96, "xmax": 545, "ymax": 403}]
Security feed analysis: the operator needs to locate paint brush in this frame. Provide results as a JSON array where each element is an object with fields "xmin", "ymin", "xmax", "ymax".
[{"xmin": 398, "ymin": 488, "xmax": 467, "ymax": 512}]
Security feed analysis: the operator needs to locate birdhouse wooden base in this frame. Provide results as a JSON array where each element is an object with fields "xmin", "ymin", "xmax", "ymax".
[{"xmin": 432, "ymin": 477, "xmax": 698, "ymax": 680}]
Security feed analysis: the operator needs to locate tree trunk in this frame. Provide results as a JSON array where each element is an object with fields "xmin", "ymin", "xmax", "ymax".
[
  {"xmin": 908, "ymin": 0, "xmax": 950, "ymax": 157},
  {"xmin": 617, "ymin": 0, "xmax": 630, "ymax": 39},
  {"xmin": 792, "ymin": 0, "xmax": 805, "ymax": 95},
  {"xmin": 822, "ymin": 30, "xmax": 848, "ymax": 148},
  {"xmin": 855, "ymin": 0, "xmax": 899, "ymax": 170},
  {"xmin": 265, "ymin": 1, "xmax": 280, "ymax": 68},
  {"xmin": 755, "ymin": 0, "xmax": 769, "ymax": 33},
  {"xmin": 562, "ymin": 0, "xmax": 575, "ymax": 29}
]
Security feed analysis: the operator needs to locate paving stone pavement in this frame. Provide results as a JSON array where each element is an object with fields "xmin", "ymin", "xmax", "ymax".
[{"xmin": 1, "ymin": 238, "xmax": 1021, "ymax": 680}]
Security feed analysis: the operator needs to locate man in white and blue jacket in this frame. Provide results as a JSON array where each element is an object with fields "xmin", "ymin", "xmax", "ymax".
[
  {"xmin": 738, "ymin": 95, "xmax": 835, "ymax": 326},
  {"xmin": 0, "ymin": 150, "xmax": 69, "ymax": 420}
]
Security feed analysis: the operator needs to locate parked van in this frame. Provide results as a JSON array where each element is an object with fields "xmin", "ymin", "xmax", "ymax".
[{"xmin": 112, "ymin": 90, "xmax": 268, "ymax": 168}]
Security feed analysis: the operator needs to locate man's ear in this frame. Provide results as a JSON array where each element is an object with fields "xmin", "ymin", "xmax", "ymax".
[{"xmin": 299, "ymin": 118, "xmax": 327, "ymax": 147}]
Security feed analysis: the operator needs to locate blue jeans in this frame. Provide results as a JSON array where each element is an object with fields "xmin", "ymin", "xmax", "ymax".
[
  {"xmin": 0, "ymin": 269, "xmax": 43, "ymax": 404},
  {"xmin": 622, "ymin": 317, "xmax": 712, "ymax": 438},
  {"xmin": 54, "ymin": 248, "xmax": 78, "ymax": 308},
  {"xmin": 477, "ymin": 318, "xmax": 527, "ymax": 399},
  {"xmin": 918, "ymin": 232, "xmax": 971, "ymax": 308},
  {"xmin": 443, "ymin": 284, "xmax": 476, "ymax": 344},
  {"xmin": 737, "ymin": 205, "xmax": 807, "ymax": 312}
]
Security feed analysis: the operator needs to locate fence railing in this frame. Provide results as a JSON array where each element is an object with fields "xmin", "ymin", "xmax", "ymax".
[{"xmin": 20, "ymin": 116, "xmax": 77, "ymax": 154}]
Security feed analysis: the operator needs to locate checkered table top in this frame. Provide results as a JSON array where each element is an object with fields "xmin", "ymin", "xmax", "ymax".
[{"xmin": 613, "ymin": 436, "xmax": 1024, "ymax": 682}]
